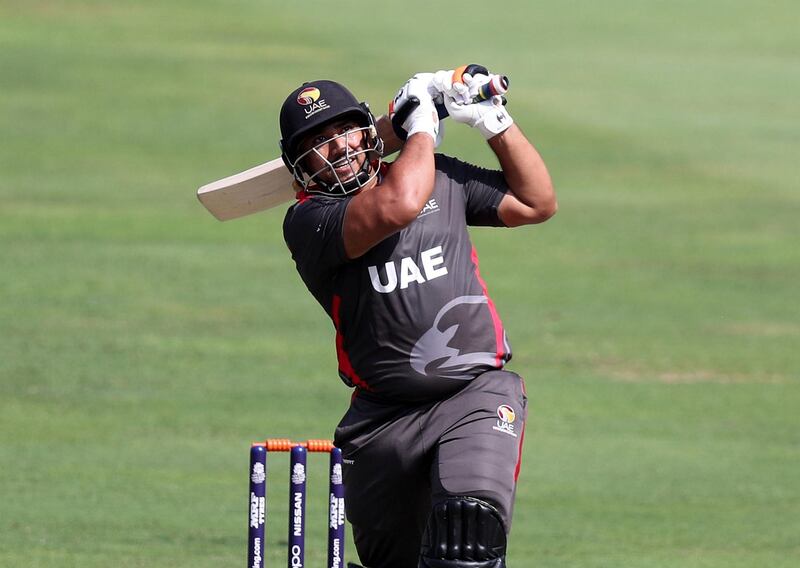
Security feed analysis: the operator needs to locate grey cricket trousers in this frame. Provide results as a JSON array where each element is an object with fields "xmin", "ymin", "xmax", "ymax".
[{"xmin": 333, "ymin": 369, "xmax": 527, "ymax": 568}]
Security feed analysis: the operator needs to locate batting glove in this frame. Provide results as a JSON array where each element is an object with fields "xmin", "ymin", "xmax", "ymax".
[
  {"xmin": 443, "ymin": 95, "xmax": 513, "ymax": 140},
  {"xmin": 431, "ymin": 69, "xmax": 469, "ymax": 104},
  {"xmin": 391, "ymin": 74, "xmax": 441, "ymax": 145},
  {"xmin": 431, "ymin": 69, "xmax": 500, "ymax": 105}
]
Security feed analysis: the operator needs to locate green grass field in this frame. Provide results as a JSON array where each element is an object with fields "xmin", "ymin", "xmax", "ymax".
[{"xmin": 1, "ymin": 1, "xmax": 798, "ymax": 566}]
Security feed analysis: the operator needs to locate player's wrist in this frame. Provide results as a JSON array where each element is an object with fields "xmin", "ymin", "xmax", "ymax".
[
  {"xmin": 405, "ymin": 129, "xmax": 437, "ymax": 146},
  {"xmin": 402, "ymin": 100, "xmax": 440, "ymax": 144},
  {"xmin": 405, "ymin": 121, "xmax": 438, "ymax": 142}
]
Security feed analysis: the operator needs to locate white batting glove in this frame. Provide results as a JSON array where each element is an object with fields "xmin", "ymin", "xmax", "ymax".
[
  {"xmin": 431, "ymin": 70, "xmax": 498, "ymax": 104},
  {"xmin": 431, "ymin": 70, "xmax": 470, "ymax": 104},
  {"xmin": 391, "ymin": 74, "xmax": 441, "ymax": 145},
  {"xmin": 461, "ymin": 72, "xmax": 496, "ymax": 100},
  {"xmin": 443, "ymin": 95, "xmax": 513, "ymax": 140}
]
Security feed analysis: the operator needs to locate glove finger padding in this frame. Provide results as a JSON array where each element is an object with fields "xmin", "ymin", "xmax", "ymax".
[
  {"xmin": 461, "ymin": 72, "xmax": 495, "ymax": 101},
  {"xmin": 391, "ymin": 75, "xmax": 441, "ymax": 145},
  {"xmin": 391, "ymin": 73, "xmax": 433, "ymax": 119},
  {"xmin": 431, "ymin": 69, "xmax": 471, "ymax": 105}
]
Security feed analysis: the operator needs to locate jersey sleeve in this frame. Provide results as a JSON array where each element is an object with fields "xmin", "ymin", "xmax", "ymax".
[
  {"xmin": 283, "ymin": 197, "xmax": 350, "ymax": 292},
  {"xmin": 435, "ymin": 154, "xmax": 509, "ymax": 227}
]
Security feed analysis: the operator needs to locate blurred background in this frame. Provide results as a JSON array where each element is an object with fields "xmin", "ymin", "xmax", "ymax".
[{"xmin": 1, "ymin": 1, "xmax": 798, "ymax": 566}]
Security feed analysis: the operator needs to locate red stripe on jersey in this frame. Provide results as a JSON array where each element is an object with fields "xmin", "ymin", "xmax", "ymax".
[
  {"xmin": 331, "ymin": 294, "xmax": 372, "ymax": 391},
  {"xmin": 514, "ymin": 418, "xmax": 526, "ymax": 482},
  {"xmin": 470, "ymin": 246, "xmax": 506, "ymax": 367},
  {"xmin": 295, "ymin": 189, "xmax": 314, "ymax": 204}
]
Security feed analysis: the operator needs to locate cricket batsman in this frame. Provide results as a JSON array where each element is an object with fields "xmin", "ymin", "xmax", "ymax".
[{"xmin": 278, "ymin": 67, "xmax": 557, "ymax": 568}]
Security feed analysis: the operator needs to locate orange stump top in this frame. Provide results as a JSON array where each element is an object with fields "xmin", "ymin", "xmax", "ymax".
[{"xmin": 252, "ymin": 439, "xmax": 335, "ymax": 452}]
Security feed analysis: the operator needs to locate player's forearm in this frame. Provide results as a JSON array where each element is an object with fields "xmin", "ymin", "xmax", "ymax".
[
  {"xmin": 341, "ymin": 133, "xmax": 434, "ymax": 259},
  {"xmin": 489, "ymin": 125, "xmax": 557, "ymax": 219},
  {"xmin": 378, "ymin": 133, "xmax": 435, "ymax": 225}
]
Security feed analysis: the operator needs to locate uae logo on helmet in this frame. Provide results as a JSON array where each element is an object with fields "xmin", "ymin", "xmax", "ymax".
[
  {"xmin": 493, "ymin": 404, "xmax": 518, "ymax": 437},
  {"xmin": 297, "ymin": 87, "xmax": 321, "ymax": 105}
]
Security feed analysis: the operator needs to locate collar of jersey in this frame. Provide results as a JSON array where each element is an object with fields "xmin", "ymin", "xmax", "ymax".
[{"xmin": 294, "ymin": 161, "xmax": 392, "ymax": 204}]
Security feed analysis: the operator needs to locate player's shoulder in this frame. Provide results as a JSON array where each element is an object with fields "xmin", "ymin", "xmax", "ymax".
[
  {"xmin": 284, "ymin": 194, "xmax": 345, "ymax": 220},
  {"xmin": 434, "ymin": 152, "xmax": 472, "ymax": 173},
  {"xmin": 283, "ymin": 194, "xmax": 348, "ymax": 239},
  {"xmin": 433, "ymin": 153, "xmax": 492, "ymax": 184}
]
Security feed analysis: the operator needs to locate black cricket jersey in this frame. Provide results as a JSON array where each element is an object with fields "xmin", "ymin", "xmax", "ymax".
[{"xmin": 283, "ymin": 154, "xmax": 513, "ymax": 403}]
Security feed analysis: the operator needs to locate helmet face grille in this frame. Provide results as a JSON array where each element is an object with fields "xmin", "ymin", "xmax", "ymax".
[{"xmin": 289, "ymin": 124, "xmax": 384, "ymax": 197}]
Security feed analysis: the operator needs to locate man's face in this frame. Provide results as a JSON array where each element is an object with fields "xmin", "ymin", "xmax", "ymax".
[{"xmin": 298, "ymin": 119, "xmax": 368, "ymax": 185}]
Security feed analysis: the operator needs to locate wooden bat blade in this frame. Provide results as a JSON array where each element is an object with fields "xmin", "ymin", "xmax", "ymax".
[{"xmin": 197, "ymin": 158, "xmax": 295, "ymax": 221}]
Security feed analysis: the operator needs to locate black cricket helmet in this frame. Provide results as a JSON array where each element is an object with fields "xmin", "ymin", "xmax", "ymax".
[{"xmin": 279, "ymin": 80, "xmax": 384, "ymax": 196}]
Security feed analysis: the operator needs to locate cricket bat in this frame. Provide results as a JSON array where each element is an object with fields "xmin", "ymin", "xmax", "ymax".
[
  {"xmin": 197, "ymin": 158, "xmax": 295, "ymax": 221},
  {"xmin": 197, "ymin": 66, "xmax": 508, "ymax": 221}
]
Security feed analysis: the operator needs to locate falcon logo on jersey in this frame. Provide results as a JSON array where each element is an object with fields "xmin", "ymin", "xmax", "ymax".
[
  {"xmin": 410, "ymin": 295, "xmax": 500, "ymax": 379},
  {"xmin": 493, "ymin": 404, "xmax": 518, "ymax": 437},
  {"xmin": 368, "ymin": 245, "xmax": 448, "ymax": 293},
  {"xmin": 497, "ymin": 404, "xmax": 516, "ymax": 423}
]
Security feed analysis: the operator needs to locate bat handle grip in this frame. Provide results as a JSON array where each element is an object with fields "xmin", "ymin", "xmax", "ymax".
[
  {"xmin": 436, "ymin": 73, "xmax": 510, "ymax": 119},
  {"xmin": 473, "ymin": 74, "xmax": 509, "ymax": 103},
  {"xmin": 391, "ymin": 66, "xmax": 510, "ymax": 134},
  {"xmin": 452, "ymin": 63, "xmax": 490, "ymax": 85}
]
